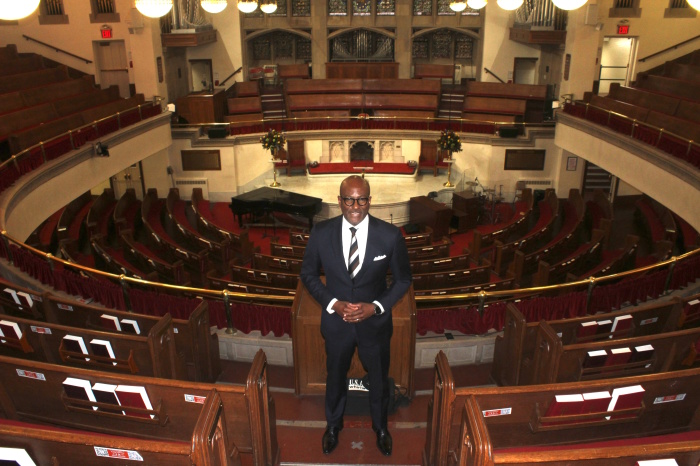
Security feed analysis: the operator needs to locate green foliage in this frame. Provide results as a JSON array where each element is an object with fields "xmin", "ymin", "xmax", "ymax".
[
  {"xmin": 260, "ymin": 129, "xmax": 286, "ymax": 152},
  {"xmin": 436, "ymin": 129, "xmax": 461, "ymax": 153}
]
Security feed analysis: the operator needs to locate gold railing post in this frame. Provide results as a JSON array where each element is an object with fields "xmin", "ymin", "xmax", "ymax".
[
  {"xmin": 119, "ymin": 274, "xmax": 132, "ymax": 312},
  {"xmin": 223, "ymin": 289, "xmax": 237, "ymax": 335},
  {"xmin": 585, "ymin": 277, "xmax": 596, "ymax": 313},
  {"xmin": 663, "ymin": 256, "xmax": 677, "ymax": 295},
  {"xmin": 477, "ymin": 290, "xmax": 487, "ymax": 317},
  {"xmin": 0, "ymin": 231, "xmax": 13, "ymax": 264},
  {"xmin": 45, "ymin": 253, "xmax": 55, "ymax": 271}
]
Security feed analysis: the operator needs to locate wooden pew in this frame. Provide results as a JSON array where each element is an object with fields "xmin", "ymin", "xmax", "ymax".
[
  {"xmin": 410, "ymin": 253, "xmax": 472, "ymax": 274},
  {"xmin": 412, "ymin": 264, "xmax": 491, "ymax": 291},
  {"xmin": 0, "ymin": 54, "xmax": 47, "ymax": 77},
  {"xmin": 119, "ymin": 229, "xmax": 191, "ymax": 285},
  {"xmin": 679, "ymin": 292, "xmax": 700, "ymax": 329},
  {"xmin": 142, "ymin": 189, "xmax": 211, "ymax": 283},
  {"xmin": 289, "ymin": 229, "xmax": 310, "ymax": 246},
  {"xmin": 373, "ymin": 109, "xmax": 435, "ymax": 119},
  {"xmin": 270, "ymin": 242, "xmax": 305, "ymax": 259},
  {"xmin": 463, "ymin": 96, "xmax": 527, "ymax": 117},
  {"xmin": 492, "ymin": 190, "xmax": 558, "ymax": 276},
  {"xmin": 166, "ymin": 188, "xmax": 233, "ymax": 272},
  {"xmin": 41, "ymin": 293, "xmax": 219, "ymax": 382},
  {"xmin": 56, "ymin": 191, "xmax": 93, "ymax": 244},
  {"xmin": 424, "ymin": 350, "xmax": 700, "ymax": 466},
  {"xmin": 0, "ymin": 66, "xmax": 69, "ymax": 94},
  {"xmin": 526, "ymin": 318, "xmax": 700, "ymax": 385},
  {"xmin": 362, "ymin": 78, "xmax": 441, "ymax": 94},
  {"xmin": 510, "ymin": 189, "xmax": 585, "ymax": 286},
  {"xmin": 86, "ymin": 188, "xmax": 117, "ymax": 239},
  {"xmin": 0, "ymin": 349, "xmax": 278, "ymax": 466},
  {"xmin": 0, "ymin": 312, "xmax": 182, "ymax": 379},
  {"xmin": 608, "ymin": 82, "xmax": 681, "ymax": 116},
  {"xmin": 0, "ymin": 391, "xmax": 240, "ymax": 465},
  {"xmin": 466, "ymin": 81, "xmax": 547, "ymax": 100},
  {"xmin": 413, "ymin": 63, "xmax": 453, "ymax": 80},
  {"xmin": 0, "ymin": 75, "xmax": 95, "ymax": 114},
  {"xmin": 285, "ymin": 78, "xmax": 363, "ymax": 94},
  {"xmin": 364, "ymin": 93, "xmax": 439, "ymax": 111},
  {"xmin": 291, "ymin": 109, "xmax": 351, "ymax": 120},
  {"xmin": 0, "ymin": 277, "xmax": 43, "ymax": 319},
  {"xmin": 252, "ymin": 252, "xmax": 303, "ymax": 274},
  {"xmin": 533, "ymin": 228, "xmax": 606, "ymax": 287},
  {"xmin": 235, "ymin": 80, "xmax": 260, "ymax": 97},
  {"xmin": 229, "ymin": 265, "xmax": 299, "ymax": 289},
  {"xmin": 645, "ymin": 109, "xmax": 700, "ymax": 142},
  {"xmin": 413, "ymin": 277, "xmax": 514, "ymax": 307},
  {"xmin": 588, "ymin": 94, "xmax": 650, "ymax": 122},
  {"xmin": 635, "ymin": 73, "xmax": 700, "ymax": 102},
  {"xmin": 491, "ymin": 299, "xmax": 684, "ymax": 386},
  {"xmin": 277, "ymin": 63, "xmax": 310, "ymax": 81},
  {"xmin": 0, "ymin": 44, "xmax": 18, "ymax": 61},
  {"xmin": 453, "ymin": 393, "xmax": 700, "ymax": 465},
  {"xmin": 469, "ymin": 194, "xmax": 533, "ymax": 260},
  {"xmin": 403, "ymin": 230, "xmax": 432, "ymax": 247},
  {"xmin": 227, "ymin": 96, "xmax": 262, "ymax": 115},
  {"xmin": 286, "ymin": 93, "xmax": 364, "ymax": 111},
  {"xmin": 407, "ymin": 239, "xmax": 451, "ymax": 261},
  {"xmin": 191, "ymin": 187, "xmax": 256, "ymax": 262},
  {"xmin": 113, "ymin": 188, "xmax": 141, "ymax": 233}
]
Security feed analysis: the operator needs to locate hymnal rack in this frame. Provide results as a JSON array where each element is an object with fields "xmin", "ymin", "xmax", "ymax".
[
  {"xmin": 529, "ymin": 401, "xmax": 645, "ymax": 432},
  {"xmin": 59, "ymin": 340, "xmax": 138, "ymax": 373},
  {"xmin": 61, "ymin": 392, "xmax": 167, "ymax": 426}
]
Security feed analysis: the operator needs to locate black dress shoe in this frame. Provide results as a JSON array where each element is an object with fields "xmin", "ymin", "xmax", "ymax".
[
  {"xmin": 375, "ymin": 428, "xmax": 392, "ymax": 456},
  {"xmin": 322, "ymin": 426, "xmax": 341, "ymax": 454}
]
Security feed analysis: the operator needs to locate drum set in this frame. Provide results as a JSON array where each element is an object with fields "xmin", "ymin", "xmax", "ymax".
[{"xmin": 464, "ymin": 178, "xmax": 505, "ymax": 225}]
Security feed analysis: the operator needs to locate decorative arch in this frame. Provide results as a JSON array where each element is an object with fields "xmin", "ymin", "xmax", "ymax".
[{"xmin": 411, "ymin": 27, "xmax": 479, "ymax": 41}]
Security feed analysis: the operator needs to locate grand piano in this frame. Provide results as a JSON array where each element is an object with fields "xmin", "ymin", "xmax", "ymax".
[{"xmin": 229, "ymin": 187, "xmax": 323, "ymax": 230}]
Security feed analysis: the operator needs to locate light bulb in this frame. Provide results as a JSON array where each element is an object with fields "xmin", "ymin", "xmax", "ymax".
[
  {"xmin": 551, "ymin": 0, "xmax": 587, "ymax": 10},
  {"xmin": 201, "ymin": 0, "xmax": 228, "ymax": 13},
  {"xmin": 497, "ymin": 0, "xmax": 523, "ymax": 10},
  {"xmin": 0, "ymin": 0, "xmax": 40, "ymax": 20},
  {"xmin": 260, "ymin": 0, "xmax": 277, "ymax": 13},
  {"xmin": 449, "ymin": 0, "xmax": 467, "ymax": 12},
  {"xmin": 135, "ymin": 0, "xmax": 173, "ymax": 18},
  {"xmin": 467, "ymin": 0, "xmax": 487, "ymax": 9},
  {"xmin": 237, "ymin": 0, "xmax": 258, "ymax": 13}
]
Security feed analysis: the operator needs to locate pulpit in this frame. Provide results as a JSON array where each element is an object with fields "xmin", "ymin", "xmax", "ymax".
[{"xmin": 291, "ymin": 281, "xmax": 416, "ymax": 397}]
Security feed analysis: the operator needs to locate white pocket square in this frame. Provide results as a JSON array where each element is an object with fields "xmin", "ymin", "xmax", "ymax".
[{"xmin": 373, "ymin": 255, "xmax": 386, "ymax": 261}]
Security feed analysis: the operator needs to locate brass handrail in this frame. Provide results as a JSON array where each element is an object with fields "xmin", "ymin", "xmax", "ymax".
[
  {"xmin": 22, "ymin": 34, "xmax": 93, "ymax": 64},
  {"xmin": 638, "ymin": 35, "xmax": 700, "ymax": 63}
]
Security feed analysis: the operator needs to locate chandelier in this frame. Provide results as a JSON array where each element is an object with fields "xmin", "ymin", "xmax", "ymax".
[
  {"xmin": 449, "ymin": 0, "xmax": 467, "ymax": 12},
  {"xmin": 467, "ymin": 0, "xmax": 487, "ymax": 9},
  {"xmin": 237, "ymin": 0, "xmax": 258, "ymax": 13},
  {"xmin": 551, "ymin": 0, "xmax": 587, "ymax": 10},
  {"xmin": 496, "ymin": 0, "xmax": 523, "ymax": 10},
  {"xmin": 135, "ymin": 0, "xmax": 174, "ymax": 18},
  {"xmin": 0, "ymin": 0, "xmax": 39, "ymax": 20},
  {"xmin": 201, "ymin": 0, "xmax": 228, "ymax": 13},
  {"xmin": 260, "ymin": 0, "xmax": 277, "ymax": 13}
]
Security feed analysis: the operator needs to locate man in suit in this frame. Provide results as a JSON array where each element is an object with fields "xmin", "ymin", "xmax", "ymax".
[{"xmin": 300, "ymin": 175, "xmax": 412, "ymax": 456}]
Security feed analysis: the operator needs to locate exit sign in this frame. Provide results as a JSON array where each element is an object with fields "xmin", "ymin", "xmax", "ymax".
[
  {"xmin": 617, "ymin": 24, "xmax": 629, "ymax": 35},
  {"xmin": 100, "ymin": 25, "xmax": 112, "ymax": 39}
]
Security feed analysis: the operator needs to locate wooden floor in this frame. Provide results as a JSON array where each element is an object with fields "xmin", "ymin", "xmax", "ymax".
[{"xmin": 219, "ymin": 360, "xmax": 494, "ymax": 465}]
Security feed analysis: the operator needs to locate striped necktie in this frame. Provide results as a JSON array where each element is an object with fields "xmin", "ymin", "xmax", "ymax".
[{"xmin": 348, "ymin": 227, "xmax": 359, "ymax": 279}]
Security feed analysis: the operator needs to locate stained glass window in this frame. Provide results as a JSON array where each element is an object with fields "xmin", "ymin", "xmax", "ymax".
[
  {"xmin": 274, "ymin": 32, "xmax": 294, "ymax": 58},
  {"xmin": 432, "ymin": 30, "xmax": 452, "ymax": 59},
  {"xmin": 329, "ymin": 0, "xmax": 347, "ymax": 15},
  {"xmin": 413, "ymin": 0, "xmax": 431, "ymax": 15},
  {"xmin": 296, "ymin": 37, "xmax": 311, "ymax": 60},
  {"xmin": 437, "ymin": 0, "xmax": 455, "ymax": 15},
  {"xmin": 252, "ymin": 37, "xmax": 272, "ymax": 60},
  {"xmin": 245, "ymin": 8, "xmax": 263, "ymax": 17},
  {"xmin": 455, "ymin": 36, "xmax": 473, "ymax": 59},
  {"xmin": 271, "ymin": 0, "xmax": 288, "ymax": 16},
  {"xmin": 353, "ymin": 0, "xmax": 371, "ymax": 16},
  {"xmin": 462, "ymin": 6, "xmax": 480, "ymax": 15},
  {"xmin": 376, "ymin": 0, "xmax": 395, "ymax": 15},
  {"xmin": 292, "ymin": 0, "xmax": 310, "ymax": 16},
  {"xmin": 412, "ymin": 37, "xmax": 429, "ymax": 59}
]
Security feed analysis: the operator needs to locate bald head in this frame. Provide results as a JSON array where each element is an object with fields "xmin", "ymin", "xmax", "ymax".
[{"xmin": 339, "ymin": 175, "xmax": 370, "ymax": 197}]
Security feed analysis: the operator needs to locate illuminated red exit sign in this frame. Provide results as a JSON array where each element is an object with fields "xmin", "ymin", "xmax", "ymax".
[
  {"xmin": 101, "ymin": 25, "xmax": 113, "ymax": 39},
  {"xmin": 617, "ymin": 24, "xmax": 629, "ymax": 35}
]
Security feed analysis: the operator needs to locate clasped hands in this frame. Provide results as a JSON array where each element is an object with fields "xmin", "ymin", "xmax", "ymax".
[{"xmin": 333, "ymin": 301, "xmax": 373, "ymax": 323}]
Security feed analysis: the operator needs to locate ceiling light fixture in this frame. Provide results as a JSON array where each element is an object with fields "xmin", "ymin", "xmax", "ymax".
[
  {"xmin": 551, "ymin": 0, "xmax": 588, "ymax": 10},
  {"xmin": 496, "ymin": 0, "xmax": 523, "ymax": 10},
  {"xmin": 237, "ymin": 0, "xmax": 258, "ymax": 13},
  {"xmin": 260, "ymin": 0, "xmax": 277, "ymax": 13},
  {"xmin": 201, "ymin": 0, "xmax": 228, "ymax": 13},
  {"xmin": 135, "ymin": 0, "xmax": 173, "ymax": 18},
  {"xmin": 467, "ymin": 0, "xmax": 487, "ymax": 9},
  {"xmin": 449, "ymin": 0, "xmax": 467, "ymax": 12},
  {"xmin": 687, "ymin": 0, "xmax": 700, "ymax": 11},
  {"xmin": 0, "ymin": 0, "xmax": 39, "ymax": 20}
]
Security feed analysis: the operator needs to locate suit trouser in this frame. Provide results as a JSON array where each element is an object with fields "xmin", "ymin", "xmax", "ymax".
[{"xmin": 323, "ymin": 316, "xmax": 391, "ymax": 431}]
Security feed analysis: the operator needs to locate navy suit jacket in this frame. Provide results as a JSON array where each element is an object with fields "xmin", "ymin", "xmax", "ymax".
[{"xmin": 300, "ymin": 214, "xmax": 412, "ymax": 343}]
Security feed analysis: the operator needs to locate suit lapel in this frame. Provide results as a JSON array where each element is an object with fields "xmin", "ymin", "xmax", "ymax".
[
  {"xmin": 331, "ymin": 217, "xmax": 349, "ymax": 277},
  {"xmin": 353, "ymin": 216, "xmax": 377, "ymax": 283}
]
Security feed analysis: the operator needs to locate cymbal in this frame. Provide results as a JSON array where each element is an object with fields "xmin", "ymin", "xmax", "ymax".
[{"xmin": 464, "ymin": 181, "xmax": 478, "ymax": 186}]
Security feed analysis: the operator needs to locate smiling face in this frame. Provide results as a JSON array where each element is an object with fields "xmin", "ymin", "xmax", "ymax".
[{"xmin": 338, "ymin": 176, "xmax": 371, "ymax": 226}]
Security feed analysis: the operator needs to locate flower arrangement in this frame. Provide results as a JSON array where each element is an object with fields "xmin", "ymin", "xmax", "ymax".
[
  {"xmin": 260, "ymin": 129, "xmax": 286, "ymax": 153},
  {"xmin": 436, "ymin": 129, "xmax": 461, "ymax": 153}
]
